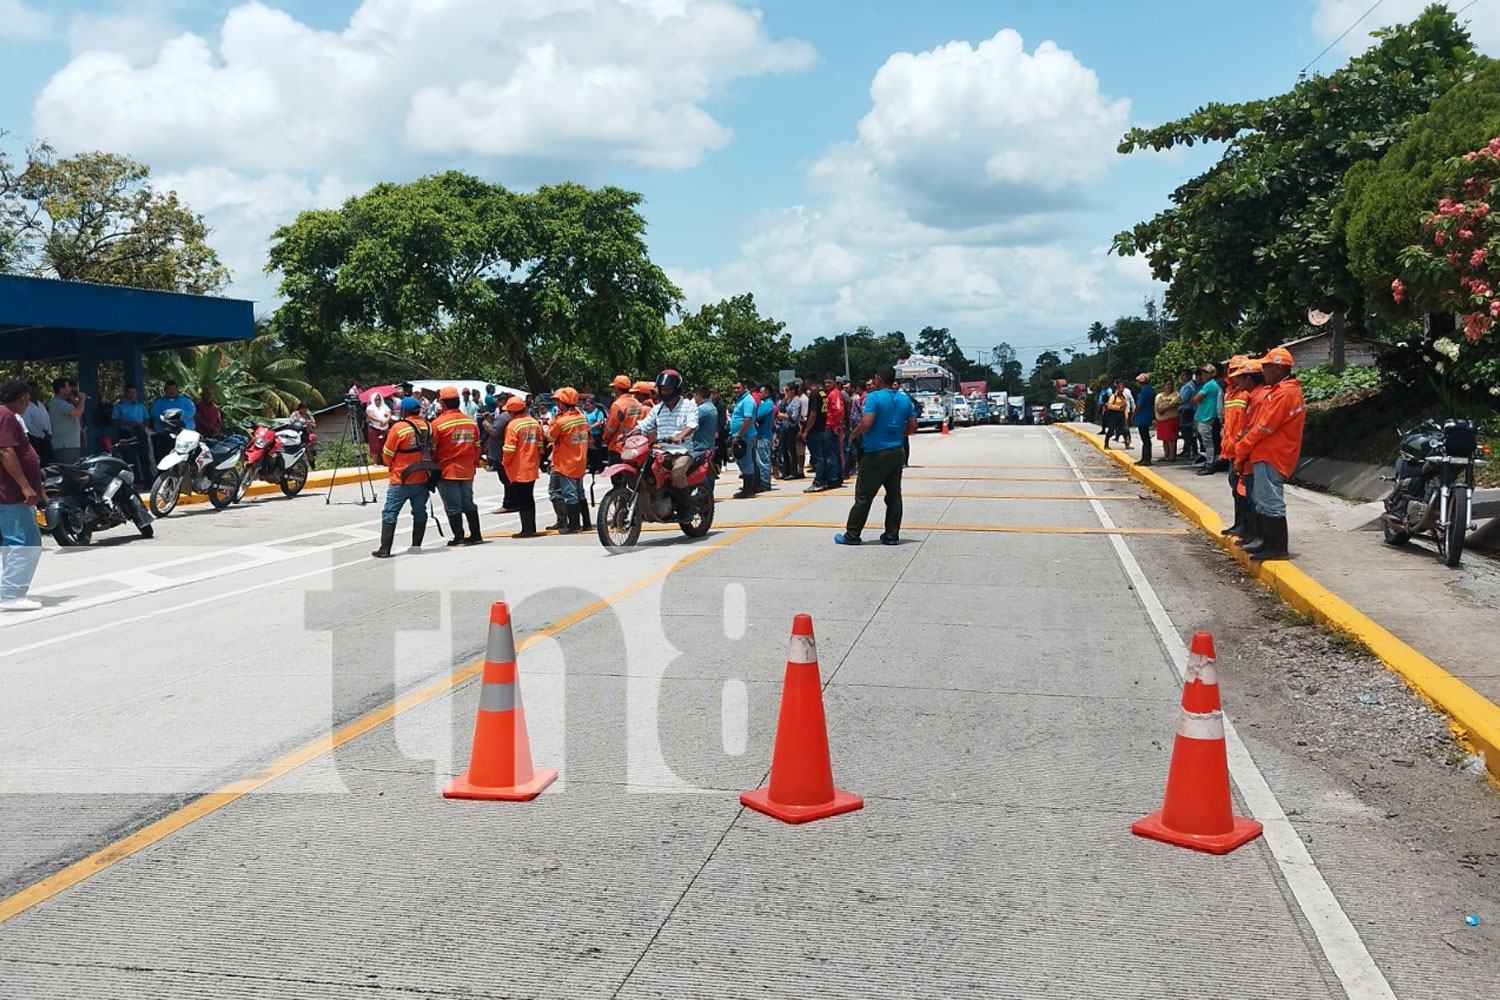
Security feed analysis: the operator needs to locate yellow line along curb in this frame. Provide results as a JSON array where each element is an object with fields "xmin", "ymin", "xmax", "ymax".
[{"xmin": 1057, "ymin": 422, "xmax": 1500, "ymax": 782}]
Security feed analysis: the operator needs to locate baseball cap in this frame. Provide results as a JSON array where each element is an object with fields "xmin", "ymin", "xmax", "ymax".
[
  {"xmin": 1257, "ymin": 346, "xmax": 1294, "ymax": 366},
  {"xmin": 1135, "ymin": 372, "xmax": 1149, "ymax": 382},
  {"xmin": 555, "ymin": 386, "xmax": 579, "ymax": 406},
  {"xmin": 438, "ymin": 386, "xmax": 459, "ymax": 400},
  {"xmin": 504, "ymin": 396, "xmax": 526, "ymax": 412},
  {"xmin": 631, "ymin": 381, "xmax": 654, "ymax": 394},
  {"xmin": 611, "ymin": 375, "xmax": 632, "ymax": 391},
  {"xmin": 399, "ymin": 396, "xmax": 420, "ymax": 413}
]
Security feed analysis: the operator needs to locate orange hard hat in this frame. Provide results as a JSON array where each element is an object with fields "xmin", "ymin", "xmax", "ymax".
[
  {"xmin": 611, "ymin": 375, "xmax": 632, "ymax": 391},
  {"xmin": 438, "ymin": 385, "xmax": 459, "ymax": 400},
  {"xmin": 1257, "ymin": 346, "xmax": 1294, "ymax": 367},
  {"xmin": 504, "ymin": 396, "xmax": 526, "ymax": 412},
  {"xmin": 631, "ymin": 380, "xmax": 654, "ymax": 394},
  {"xmin": 554, "ymin": 386, "xmax": 579, "ymax": 406}
]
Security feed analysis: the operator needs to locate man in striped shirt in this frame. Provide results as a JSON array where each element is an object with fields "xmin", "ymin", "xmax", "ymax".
[{"xmin": 637, "ymin": 369, "xmax": 699, "ymax": 525}]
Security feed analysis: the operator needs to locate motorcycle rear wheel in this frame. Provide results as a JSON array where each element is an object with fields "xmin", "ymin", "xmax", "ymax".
[
  {"xmin": 208, "ymin": 467, "xmax": 242, "ymax": 508},
  {"xmin": 597, "ymin": 486, "xmax": 643, "ymax": 548},
  {"xmin": 53, "ymin": 508, "xmax": 93, "ymax": 546},
  {"xmin": 1381, "ymin": 514, "xmax": 1410, "ymax": 546},
  {"xmin": 679, "ymin": 484, "xmax": 714, "ymax": 538},
  {"xmin": 149, "ymin": 473, "xmax": 182, "ymax": 516},
  {"xmin": 281, "ymin": 459, "xmax": 309, "ymax": 497},
  {"xmin": 1439, "ymin": 484, "xmax": 1469, "ymax": 568}
]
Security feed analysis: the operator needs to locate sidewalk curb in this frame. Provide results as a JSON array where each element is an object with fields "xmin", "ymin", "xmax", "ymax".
[
  {"xmin": 156, "ymin": 467, "xmax": 384, "ymax": 511},
  {"xmin": 1057, "ymin": 422, "xmax": 1500, "ymax": 781}
]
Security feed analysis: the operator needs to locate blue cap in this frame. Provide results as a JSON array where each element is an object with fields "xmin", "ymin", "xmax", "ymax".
[{"xmin": 399, "ymin": 396, "xmax": 420, "ymax": 413}]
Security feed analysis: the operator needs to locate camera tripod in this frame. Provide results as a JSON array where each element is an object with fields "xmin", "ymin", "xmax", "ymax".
[{"xmin": 325, "ymin": 398, "xmax": 380, "ymax": 506}]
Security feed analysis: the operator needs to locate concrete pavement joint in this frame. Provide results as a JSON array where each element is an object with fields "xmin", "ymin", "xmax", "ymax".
[
  {"xmin": 0, "ymin": 495, "xmax": 820, "ymax": 926},
  {"xmin": 1057, "ymin": 421, "xmax": 1500, "ymax": 783},
  {"xmin": 1051, "ymin": 429, "xmax": 1398, "ymax": 1000}
]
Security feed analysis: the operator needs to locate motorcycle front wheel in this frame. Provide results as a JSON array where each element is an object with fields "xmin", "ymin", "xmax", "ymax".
[
  {"xmin": 208, "ymin": 467, "xmax": 242, "ymax": 508},
  {"xmin": 1439, "ymin": 484, "xmax": 1469, "ymax": 568},
  {"xmin": 281, "ymin": 459, "xmax": 309, "ymax": 497},
  {"xmin": 149, "ymin": 472, "xmax": 182, "ymax": 516},
  {"xmin": 597, "ymin": 486, "xmax": 643, "ymax": 548},
  {"xmin": 679, "ymin": 484, "xmax": 714, "ymax": 538},
  {"xmin": 53, "ymin": 506, "xmax": 93, "ymax": 546}
]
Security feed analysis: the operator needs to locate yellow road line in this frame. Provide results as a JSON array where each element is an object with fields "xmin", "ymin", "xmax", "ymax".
[
  {"xmin": 643, "ymin": 520, "xmax": 1186, "ymax": 536},
  {"xmin": 1055, "ymin": 421, "xmax": 1500, "ymax": 783},
  {"xmin": 716, "ymin": 491, "xmax": 1138, "ymax": 501},
  {"xmin": 0, "ymin": 496, "xmax": 819, "ymax": 925},
  {"xmin": 902, "ymin": 474, "xmax": 1129, "ymax": 483}
]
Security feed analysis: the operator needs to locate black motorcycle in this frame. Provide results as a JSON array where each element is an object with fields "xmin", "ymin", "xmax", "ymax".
[
  {"xmin": 42, "ymin": 454, "xmax": 155, "ymax": 546},
  {"xmin": 1381, "ymin": 418, "xmax": 1491, "ymax": 567}
]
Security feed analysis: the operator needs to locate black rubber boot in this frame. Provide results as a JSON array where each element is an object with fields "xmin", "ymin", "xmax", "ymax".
[
  {"xmin": 410, "ymin": 518, "xmax": 426, "ymax": 552},
  {"xmin": 733, "ymin": 476, "xmax": 755, "ymax": 500},
  {"xmin": 463, "ymin": 510, "xmax": 486, "ymax": 545},
  {"xmin": 558, "ymin": 504, "xmax": 580, "ymax": 535},
  {"xmin": 578, "ymin": 500, "xmax": 592, "ymax": 531},
  {"xmin": 1250, "ymin": 517, "xmax": 1289, "ymax": 561},
  {"xmin": 1240, "ymin": 512, "xmax": 1269, "ymax": 554},
  {"xmin": 371, "ymin": 521, "xmax": 396, "ymax": 559},
  {"xmin": 546, "ymin": 500, "xmax": 568, "ymax": 531},
  {"xmin": 514, "ymin": 506, "xmax": 538, "ymax": 538},
  {"xmin": 446, "ymin": 514, "xmax": 467, "ymax": 546},
  {"xmin": 1222, "ymin": 492, "xmax": 1247, "ymax": 537}
]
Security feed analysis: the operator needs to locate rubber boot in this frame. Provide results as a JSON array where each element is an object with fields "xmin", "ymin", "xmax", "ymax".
[
  {"xmin": 546, "ymin": 499, "xmax": 568, "ymax": 532},
  {"xmin": 409, "ymin": 517, "xmax": 426, "ymax": 553},
  {"xmin": 446, "ymin": 513, "xmax": 467, "ymax": 546},
  {"xmin": 1240, "ymin": 512, "xmax": 1269, "ymax": 554},
  {"xmin": 371, "ymin": 521, "xmax": 396, "ymax": 559},
  {"xmin": 578, "ymin": 500, "xmax": 592, "ymax": 531},
  {"xmin": 1222, "ymin": 492, "xmax": 1247, "ymax": 538},
  {"xmin": 733, "ymin": 475, "xmax": 755, "ymax": 500},
  {"xmin": 1250, "ymin": 517, "xmax": 1289, "ymax": 561},
  {"xmin": 558, "ymin": 504, "xmax": 580, "ymax": 535},
  {"xmin": 513, "ymin": 506, "xmax": 538, "ymax": 539},
  {"xmin": 463, "ymin": 509, "xmax": 486, "ymax": 545}
]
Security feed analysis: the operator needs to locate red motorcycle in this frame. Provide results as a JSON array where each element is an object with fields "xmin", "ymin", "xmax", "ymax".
[
  {"xmin": 239, "ymin": 420, "xmax": 315, "ymax": 500},
  {"xmin": 596, "ymin": 433, "xmax": 714, "ymax": 547}
]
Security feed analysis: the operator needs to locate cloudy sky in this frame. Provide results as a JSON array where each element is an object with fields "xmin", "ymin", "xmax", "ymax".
[{"xmin": 4, "ymin": 0, "xmax": 1498, "ymax": 367}]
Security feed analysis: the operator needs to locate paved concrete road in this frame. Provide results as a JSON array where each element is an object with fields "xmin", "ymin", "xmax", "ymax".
[{"xmin": 1, "ymin": 427, "xmax": 1495, "ymax": 998}]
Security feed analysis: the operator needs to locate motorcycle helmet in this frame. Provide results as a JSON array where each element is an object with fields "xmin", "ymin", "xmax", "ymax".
[
  {"xmin": 159, "ymin": 408, "xmax": 186, "ymax": 433},
  {"xmin": 655, "ymin": 369, "xmax": 682, "ymax": 399}
]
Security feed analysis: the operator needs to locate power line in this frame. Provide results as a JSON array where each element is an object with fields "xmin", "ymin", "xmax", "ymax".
[{"xmin": 1301, "ymin": 0, "xmax": 1385, "ymax": 76}]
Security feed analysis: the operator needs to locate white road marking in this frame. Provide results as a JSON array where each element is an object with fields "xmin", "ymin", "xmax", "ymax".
[{"xmin": 1050, "ymin": 430, "xmax": 1397, "ymax": 1000}]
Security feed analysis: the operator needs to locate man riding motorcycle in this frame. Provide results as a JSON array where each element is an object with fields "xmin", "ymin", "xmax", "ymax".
[{"xmin": 635, "ymin": 369, "xmax": 700, "ymax": 527}]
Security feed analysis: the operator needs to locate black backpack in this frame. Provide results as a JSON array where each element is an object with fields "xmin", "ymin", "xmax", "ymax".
[{"xmin": 393, "ymin": 418, "xmax": 440, "ymax": 487}]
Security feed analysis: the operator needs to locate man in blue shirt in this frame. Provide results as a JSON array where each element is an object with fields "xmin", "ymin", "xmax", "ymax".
[
  {"xmin": 1192, "ymin": 363, "xmax": 1222, "ymax": 474},
  {"xmin": 754, "ymin": 382, "xmax": 776, "ymax": 493},
  {"xmin": 835, "ymin": 365, "xmax": 917, "ymax": 546},
  {"xmin": 728, "ymin": 378, "xmax": 759, "ymax": 499},
  {"xmin": 150, "ymin": 381, "xmax": 196, "ymax": 432},
  {"xmin": 692, "ymin": 385, "xmax": 718, "ymax": 488},
  {"xmin": 112, "ymin": 385, "xmax": 152, "ymax": 485},
  {"xmin": 1133, "ymin": 373, "xmax": 1156, "ymax": 466},
  {"xmin": 1177, "ymin": 368, "xmax": 1198, "ymax": 464}
]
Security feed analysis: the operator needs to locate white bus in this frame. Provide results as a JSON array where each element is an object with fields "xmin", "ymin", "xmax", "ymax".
[{"xmin": 894, "ymin": 355, "xmax": 958, "ymax": 430}]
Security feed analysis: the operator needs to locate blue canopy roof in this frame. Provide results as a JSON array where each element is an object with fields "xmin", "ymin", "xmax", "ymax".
[{"xmin": 0, "ymin": 274, "xmax": 255, "ymax": 362}]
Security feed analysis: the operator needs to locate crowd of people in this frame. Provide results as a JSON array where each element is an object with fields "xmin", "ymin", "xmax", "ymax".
[
  {"xmin": 1095, "ymin": 346, "xmax": 1307, "ymax": 561},
  {"xmin": 358, "ymin": 367, "xmax": 919, "ymax": 556}
]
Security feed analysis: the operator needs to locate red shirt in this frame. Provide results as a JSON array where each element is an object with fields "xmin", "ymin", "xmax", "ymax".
[
  {"xmin": 0, "ymin": 412, "xmax": 43, "ymax": 504},
  {"xmin": 197, "ymin": 400, "xmax": 222, "ymax": 437}
]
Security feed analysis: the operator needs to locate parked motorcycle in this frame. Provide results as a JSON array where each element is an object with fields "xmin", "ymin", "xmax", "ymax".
[
  {"xmin": 596, "ymin": 434, "xmax": 714, "ymax": 548},
  {"xmin": 1382, "ymin": 418, "xmax": 1492, "ymax": 567},
  {"xmin": 149, "ymin": 410, "xmax": 247, "ymax": 515},
  {"xmin": 42, "ymin": 454, "xmax": 154, "ymax": 546},
  {"xmin": 240, "ymin": 420, "xmax": 315, "ymax": 500}
]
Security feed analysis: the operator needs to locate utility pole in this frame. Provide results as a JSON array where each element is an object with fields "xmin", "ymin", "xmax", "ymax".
[{"xmin": 842, "ymin": 332, "xmax": 851, "ymax": 381}]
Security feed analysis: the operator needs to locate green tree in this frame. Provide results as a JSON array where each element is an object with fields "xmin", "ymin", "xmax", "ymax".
[
  {"xmin": 154, "ymin": 319, "xmax": 323, "ymax": 430},
  {"xmin": 1086, "ymin": 321, "xmax": 1112, "ymax": 348},
  {"xmin": 0, "ymin": 139, "xmax": 228, "ymax": 292},
  {"xmin": 791, "ymin": 327, "xmax": 911, "ymax": 381},
  {"xmin": 1339, "ymin": 59, "xmax": 1500, "ymax": 321},
  {"xmin": 1113, "ymin": 6, "xmax": 1476, "ymax": 346},
  {"xmin": 670, "ymin": 294, "xmax": 790, "ymax": 386},
  {"xmin": 267, "ymin": 173, "xmax": 680, "ymax": 395},
  {"xmin": 1030, "ymin": 350, "xmax": 1063, "ymax": 385}
]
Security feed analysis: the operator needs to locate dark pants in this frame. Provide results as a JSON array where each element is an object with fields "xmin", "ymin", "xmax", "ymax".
[
  {"xmin": 507, "ymin": 479, "xmax": 537, "ymax": 534},
  {"xmin": 27, "ymin": 435, "xmax": 53, "ymax": 466},
  {"xmin": 1180, "ymin": 414, "xmax": 1198, "ymax": 462},
  {"xmin": 1137, "ymin": 428, "xmax": 1153, "ymax": 465},
  {"xmin": 843, "ymin": 445, "xmax": 905, "ymax": 542}
]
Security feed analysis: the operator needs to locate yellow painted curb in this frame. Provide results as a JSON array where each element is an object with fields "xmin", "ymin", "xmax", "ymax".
[
  {"xmin": 150, "ymin": 467, "xmax": 386, "ymax": 512},
  {"xmin": 1058, "ymin": 422, "xmax": 1500, "ymax": 781}
]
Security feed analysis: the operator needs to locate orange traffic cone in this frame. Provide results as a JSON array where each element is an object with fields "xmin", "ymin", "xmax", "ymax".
[
  {"xmin": 741, "ymin": 614, "xmax": 863, "ymax": 824},
  {"xmin": 940, "ymin": 417, "xmax": 949, "ymax": 435},
  {"xmin": 443, "ymin": 602, "xmax": 557, "ymax": 801},
  {"xmin": 1132, "ymin": 632, "xmax": 1262, "ymax": 854}
]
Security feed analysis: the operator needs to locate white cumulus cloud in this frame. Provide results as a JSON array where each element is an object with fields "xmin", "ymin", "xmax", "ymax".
[
  {"xmin": 34, "ymin": 0, "xmax": 815, "ymax": 173},
  {"xmin": 676, "ymin": 29, "xmax": 1153, "ymax": 359},
  {"xmin": 1312, "ymin": 0, "xmax": 1500, "ymax": 58}
]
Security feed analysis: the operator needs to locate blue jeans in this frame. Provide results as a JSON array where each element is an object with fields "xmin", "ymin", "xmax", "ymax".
[
  {"xmin": 436, "ymin": 479, "xmax": 476, "ymax": 516},
  {"xmin": 755, "ymin": 437, "xmax": 772, "ymax": 485},
  {"xmin": 1251, "ymin": 462, "xmax": 1287, "ymax": 518},
  {"xmin": 548, "ymin": 472, "xmax": 582, "ymax": 505},
  {"xmin": 1, "ymin": 503, "xmax": 44, "ymax": 600},
  {"xmin": 806, "ymin": 429, "xmax": 834, "ymax": 485},
  {"xmin": 382, "ymin": 483, "xmax": 429, "ymax": 525},
  {"xmin": 828, "ymin": 432, "xmax": 844, "ymax": 485}
]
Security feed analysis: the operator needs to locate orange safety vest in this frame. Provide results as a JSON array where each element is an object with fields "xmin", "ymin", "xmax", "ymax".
[
  {"xmin": 548, "ymin": 409, "xmax": 590, "ymax": 479},
  {"xmin": 502, "ymin": 416, "xmax": 541, "ymax": 484},
  {"xmin": 604, "ymin": 394, "xmax": 644, "ymax": 449},
  {"xmin": 430, "ymin": 408, "xmax": 480, "ymax": 481},
  {"xmin": 1239, "ymin": 377, "xmax": 1306, "ymax": 479},
  {"xmin": 1219, "ymin": 389, "xmax": 1249, "ymax": 461},
  {"xmin": 383, "ymin": 418, "xmax": 434, "ymax": 486}
]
